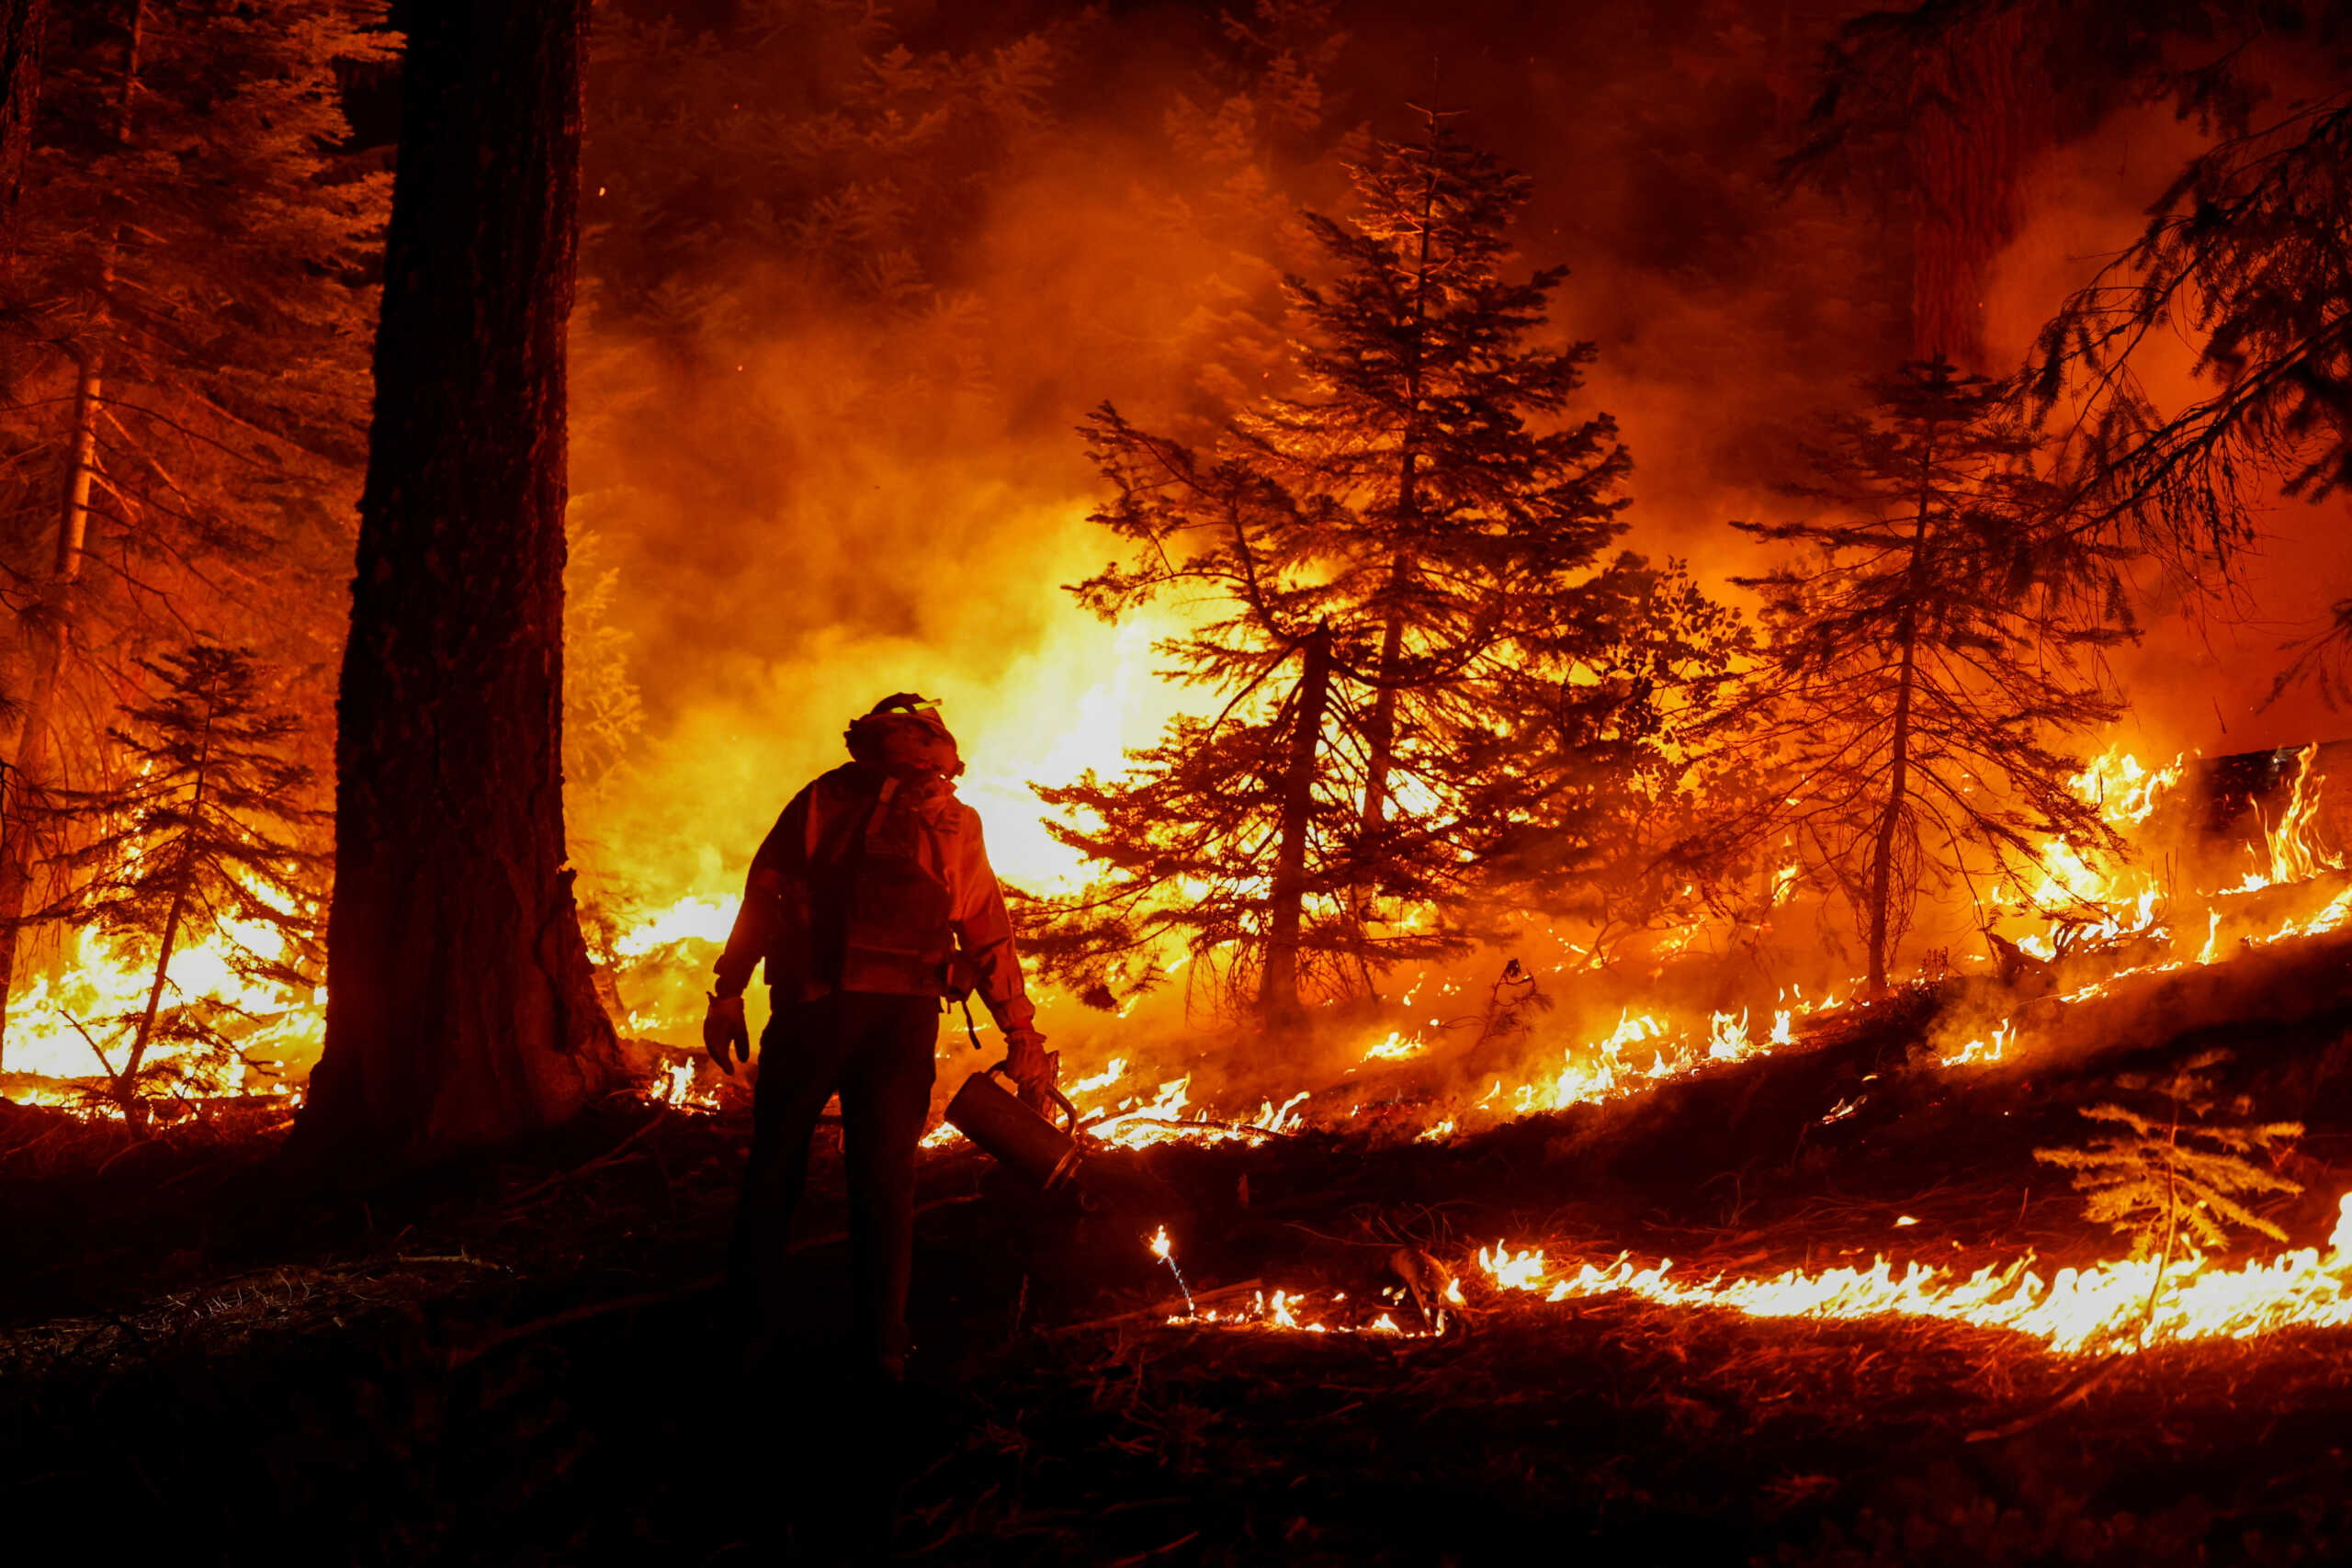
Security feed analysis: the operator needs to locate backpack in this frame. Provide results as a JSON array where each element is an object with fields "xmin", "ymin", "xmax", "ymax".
[{"xmin": 831, "ymin": 773, "xmax": 956, "ymax": 995}]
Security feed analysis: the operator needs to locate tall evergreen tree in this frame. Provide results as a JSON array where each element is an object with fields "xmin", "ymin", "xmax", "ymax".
[
  {"xmin": 297, "ymin": 0, "xmax": 622, "ymax": 1163},
  {"xmin": 1714, "ymin": 359, "xmax": 2130, "ymax": 994},
  {"xmin": 0, "ymin": 0, "xmax": 387, "ymax": 1064},
  {"xmin": 1032, "ymin": 120, "xmax": 1713, "ymax": 1024},
  {"xmin": 49, "ymin": 644, "xmax": 321, "ymax": 1123}
]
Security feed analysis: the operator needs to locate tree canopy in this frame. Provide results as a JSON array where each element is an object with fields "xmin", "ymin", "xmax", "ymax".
[{"xmin": 1028, "ymin": 119, "xmax": 1737, "ymax": 1023}]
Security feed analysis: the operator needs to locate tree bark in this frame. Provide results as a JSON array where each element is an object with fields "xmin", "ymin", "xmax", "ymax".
[
  {"xmin": 1905, "ymin": 7, "xmax": 2052, "ymax": 368},
  {"xmin": 0, "ymin": 0, "xmax": 45, "ymax": 243},
  {"xmin": 1259, "ymin": 622, "xmax": 1332, "ymax": 1025},
  {"xmin": 296, "ymin": 0, "xmax": 622, "ymax": 1163}
]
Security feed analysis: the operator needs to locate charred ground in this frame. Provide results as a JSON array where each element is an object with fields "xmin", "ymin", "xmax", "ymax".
[{"xmin": 8, "ymin": 933, "xmax": 2352, "ymax": 1564}]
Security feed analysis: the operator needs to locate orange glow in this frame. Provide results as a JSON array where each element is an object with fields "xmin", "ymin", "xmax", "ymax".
[{"xmin": 1469, "ymin": 1191, "xmax": 2352, "ymax": 1355}]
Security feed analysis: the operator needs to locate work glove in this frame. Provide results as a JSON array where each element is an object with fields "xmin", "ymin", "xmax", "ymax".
[
  {"xmin": 1003, "ymin": 1025, "xmax": 1057, "ymax": 1101},
  {"xmin": 704, "ymin": 991, "xmax": 751, "ymax": 1077}
]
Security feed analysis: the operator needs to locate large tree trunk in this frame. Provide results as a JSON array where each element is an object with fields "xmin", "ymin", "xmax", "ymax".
[
  {"xmin": 1905, "ymin": 7, "xmax": 2053, "ymax": 368},
  {"xmin": 296, "ymin": 0, "xmax": 621, "ymax": 1163},
  {"xmin": 1259, "ymin": 623, "xmax": 1332, "ymax": 1025},
  {"xmin": 0, "ymin": 0, "xmax": 45, "ymax": 241}
]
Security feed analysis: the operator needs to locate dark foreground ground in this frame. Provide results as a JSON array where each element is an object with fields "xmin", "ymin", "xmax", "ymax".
[{"xmin": 9, "ymin": 940, "xmax": 2352, "ymax": 1565}]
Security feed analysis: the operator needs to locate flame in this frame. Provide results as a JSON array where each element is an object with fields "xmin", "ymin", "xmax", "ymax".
[
  {"xmin": 1170, "ymin": 1284, "xmax": 1442, "ymax": 1337},
  {"xmin": 645, "ymin": 1055, "xmax": 722, "ymax": 1111},
  {"xmin": 1171, "ymin": 1199, "xmax": 2352, "ymax": 1351},
  {"xmin": 613, "ymin": 894, "xmax": 739, "ymax": 958},
  {"xmin": 7, "ymin": 915, "xmax": 322, "ymax": 1111},
  {"xmin": 2248, "ymin": 744, "xmax": 2342, "ymax": 891},
  {"xmin": 1706, "ymin": 1009, "xmax": 1756, "ymax": 1062},
  {"xmin": 1067, "ymin": 1056, "xmax": 1128, "ymax": 1099},
  {"xmin": 2073, "ymin": 746, "xmax": 2185, "ymax": 829},
  {"xmin": 593, "ymin": 737, "xmax": 2352, "ymax": 1151},
  {"xmin": 1937, "ymin": 1019, "xmax": 2015, "ymax": 1069},
  {"xmin": 1067, "ymin": 1076, "xmax": 1311, "ymax": 1150},
  {"xmin": 1472, "ymin": 1195, "xmax": 2352, "ymax": 1356}
]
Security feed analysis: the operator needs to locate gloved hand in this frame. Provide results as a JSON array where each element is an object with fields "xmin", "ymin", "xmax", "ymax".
[
  {"xmin": 704, "ymin": 992, "xmax": 751, "ymax": 1077},
  {"xmin": 1003, "ymin": 1025, "xmax": 1057, "ymax": 1098}
]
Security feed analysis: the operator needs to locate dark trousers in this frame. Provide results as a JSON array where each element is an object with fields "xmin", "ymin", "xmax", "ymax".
[{"xmin": 730, "ymin": 989, "xmax": 939, "ymax": 1374}]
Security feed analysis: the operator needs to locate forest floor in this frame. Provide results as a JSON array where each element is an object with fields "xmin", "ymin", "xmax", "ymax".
[{"xmin": 9, "ymin": 937, "xmax": 2352, "ymax": 1565}]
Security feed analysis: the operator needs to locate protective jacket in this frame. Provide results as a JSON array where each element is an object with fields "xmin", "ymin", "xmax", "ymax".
[{"xmin": 712, "ymin": 761, "xmax": 1036, "ymax": 1034}]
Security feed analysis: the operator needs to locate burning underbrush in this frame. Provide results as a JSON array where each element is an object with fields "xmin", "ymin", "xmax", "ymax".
[
  {"xmin": 13, "ymin": 859, "xmax": 2352, "ymax": 1562},
  {"xmin": 15, "ymin": 726, "xmax": 2352, "ymax": 1566},
  {"xmin": 10, "ymin": 740, "xmax": 2348, "ymax": 1158},
  {"xmin": 598, "ymin": 742, "xmax": 2352, "ymax": 1162}
]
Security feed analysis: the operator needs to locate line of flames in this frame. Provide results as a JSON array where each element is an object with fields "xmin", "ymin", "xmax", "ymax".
[
  {"xmin": 15, "ymin": 744, "xmax": 2343, "ymax": 1136},
  {"xmin": 1470, "ymin": 1191, "xmax": 2352, "ymax": 1357},
  {"xmin": 688, "ymin": 742, "xmax": 2349, "ymax": 1135},
  {"xmin": 1152, "ymin": 1193, "xmax": 2352, "ymax": 1357}
]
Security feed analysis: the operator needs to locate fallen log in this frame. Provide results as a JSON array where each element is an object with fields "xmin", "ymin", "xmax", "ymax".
[{"xmin": 1051, "ymin": 1278, "xmax": 1265, "ymax": 1336}]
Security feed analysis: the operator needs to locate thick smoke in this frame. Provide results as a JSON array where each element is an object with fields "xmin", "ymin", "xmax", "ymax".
[{"xmin": 570, "ymin": 1, "xmax": 2342, "ymax": 1098}]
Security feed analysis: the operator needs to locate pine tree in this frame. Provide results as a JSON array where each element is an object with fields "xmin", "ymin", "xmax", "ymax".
[
  {"xmin": 0, "ymin": 0, "xmax": 387, "ymax": 1064},
  {"xmin": 1153, "ymin": 0, "xmax": 1350, "ymax": 420},
  {"xmin": 47, "ymin": 644, "xmax": 322, "ymax": 1124},
  {"xmin": 1715, "ymin": 359, "xmax": 2131, "ymax": 995},
  {"xmin": 1031, "ymin": 119, "xmax": 1719, "ymax": 1024},
  {"xmin": 560, "ymin": 525, "xmax": 645, "ymax": 804}
]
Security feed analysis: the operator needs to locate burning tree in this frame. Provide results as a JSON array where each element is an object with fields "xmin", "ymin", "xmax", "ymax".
[
  {"xmin": 1030, "ymin": 118, "xmax": 1723, "ymax": 1023},
  {"xmin": 0, "ymin": 1, "xmax": 387, "ymax": 1066},
  {"xmin": 296, "ymin": 0, "xmax": 623, "ymax": 1163},
  {"xmin": 44, "ymin": 644, "xmax": 321, "ymax": 1124},
  {"xmin": 1715, "ymin": 359, "xmax": 2129, "ymax": 994}
]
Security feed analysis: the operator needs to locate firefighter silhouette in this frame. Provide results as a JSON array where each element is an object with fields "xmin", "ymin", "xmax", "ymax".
[{"xmin": 705, "ymin": 694, "xmax": 1053, "ymax": 1379}]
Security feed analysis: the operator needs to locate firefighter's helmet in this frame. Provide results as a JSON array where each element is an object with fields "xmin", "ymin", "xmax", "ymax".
[{"xmin": 845, "ymin": 693, "xmax": 964, "ymax": 778}]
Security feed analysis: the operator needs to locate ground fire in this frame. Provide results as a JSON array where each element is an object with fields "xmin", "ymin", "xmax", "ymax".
[{"xmin": 10, "ymin": 2, "xmax": 2352, "ymax": 1563}]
